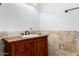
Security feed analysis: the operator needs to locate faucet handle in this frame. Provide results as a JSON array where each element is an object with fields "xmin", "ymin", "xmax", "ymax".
[
  {"xmin": 21, "ymin": 33, "xmax": 24, "ymax": 35},
  {"xmin": 25, "ymin": 31, "xmax": 30, "ymax": 35}
]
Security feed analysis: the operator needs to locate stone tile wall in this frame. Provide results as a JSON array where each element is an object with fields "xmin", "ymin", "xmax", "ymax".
[{"xmin": 40, "ymin": 31, "xmax": 79, "ymax": 56}]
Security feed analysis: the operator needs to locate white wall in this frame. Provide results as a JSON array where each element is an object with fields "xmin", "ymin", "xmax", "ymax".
[
  {"xmin": 0, "ymin": 3, "xmax": 40, "ymax": 31},
  {"xmin": 1, "ymin": 3, "xmax": 79, "ymax": 31},
  {"xmin": 40, "ymin": 3, "xmax": 79, "ymax": 31}
]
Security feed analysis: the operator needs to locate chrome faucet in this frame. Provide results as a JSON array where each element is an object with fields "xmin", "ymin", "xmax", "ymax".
[
  {"xmin": 25, "ymin": 27, "xmax": 32, "ymax": 35},
  {"xmin": 21, "ymin": 31, "xmax": 30, "ymax": 35},
  {"xmin": 21, "ymin": 27, "xmax": 32, "ymax": 35},
  {"xmin": 25, "ymin": 31, "xmax": 30, "ymax": 35}
]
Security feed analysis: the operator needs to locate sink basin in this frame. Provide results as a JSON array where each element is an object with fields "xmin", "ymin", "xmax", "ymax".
[{"xmin": 22, "ymin": 34, "xmax": 39, "ymax": 38}]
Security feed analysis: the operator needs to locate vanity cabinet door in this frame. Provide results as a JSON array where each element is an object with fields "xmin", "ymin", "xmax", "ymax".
[
  {"xmin": 10, "ymin": 43, "xmax": 16, "ymax": 56},
  {"xmin": 4, "ymin": 42, "xmax": 16, "ymax": 56},
  {"xmin": 34, "ymin": 36, "xmax": 48, "ymax": 56},
  {"xmin": 4, "ymin": 43, "xmax": 11, "ymax": 56},
  {"xmin": 15, "ymin": 39, "xmax": 33, "ymax": 56}
]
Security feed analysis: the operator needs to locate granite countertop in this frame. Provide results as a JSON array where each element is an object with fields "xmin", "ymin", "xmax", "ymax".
[{"xmin": 3, "ymin": 34, "xmax": 48, "ymax": 42}]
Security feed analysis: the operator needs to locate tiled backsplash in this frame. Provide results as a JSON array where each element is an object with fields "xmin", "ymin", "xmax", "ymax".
[{"xmin": 0, "ymin": 30, "xmax": 79, "ymax": 56}]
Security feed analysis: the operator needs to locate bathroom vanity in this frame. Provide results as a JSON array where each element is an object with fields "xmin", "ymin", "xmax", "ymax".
[{"xmin": 3, "ymin": 35, "xmax": 48, "ymax": 56}]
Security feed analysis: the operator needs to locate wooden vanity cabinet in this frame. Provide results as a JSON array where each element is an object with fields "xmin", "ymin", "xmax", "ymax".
[{"xmin": 3, "ymin": 35, "xmax": 48, "ymax": 56}]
